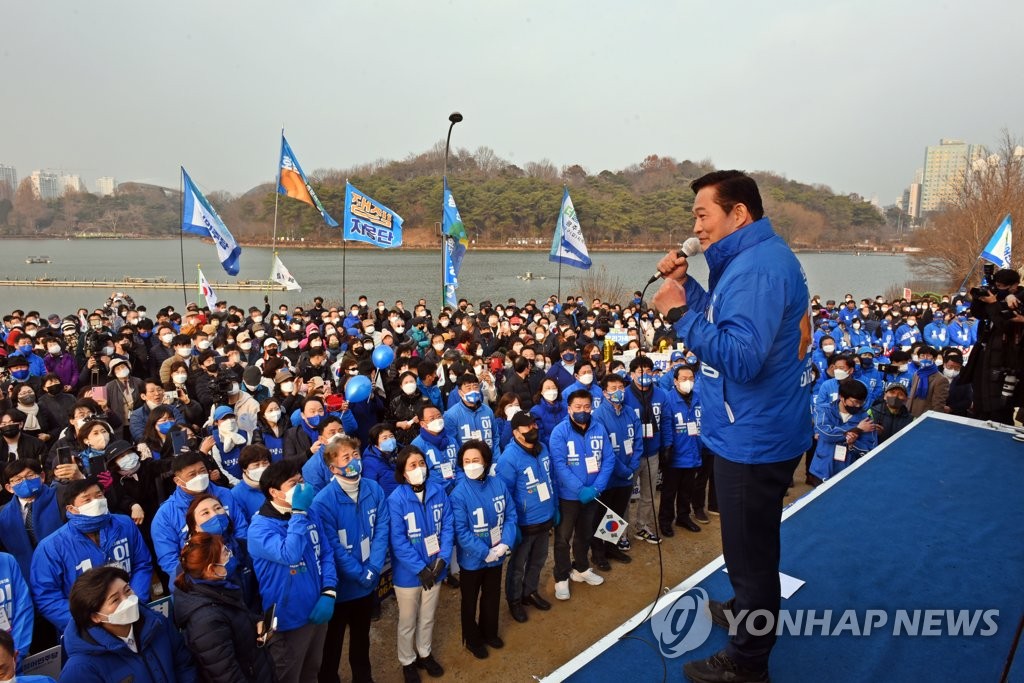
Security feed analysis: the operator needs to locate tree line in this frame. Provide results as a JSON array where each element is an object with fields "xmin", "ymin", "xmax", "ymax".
[{"xmin": 0, "ymin": 147, "xmax": 887, "ymax": 248}]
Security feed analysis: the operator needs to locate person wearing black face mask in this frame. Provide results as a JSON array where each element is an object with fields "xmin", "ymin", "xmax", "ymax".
[
  {"xmin": 39, "ymin": 373, "xmax": 75, "ymax": 428},
  {"xmin": 11, "ymin": 386, "xmax": 57, "ymax": 443},
  {"xmin": 868, "ymin": 383, "xmax": 912, "ymax": 445},
  {"xmin": 495, "ymin": 412, "xmax": 558, "ymax": 622}
]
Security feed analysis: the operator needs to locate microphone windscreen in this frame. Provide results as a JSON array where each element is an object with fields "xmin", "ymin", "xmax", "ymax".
[{"xmin": 681, "ymin": 237, "xmax": 703, "ymax": 257}]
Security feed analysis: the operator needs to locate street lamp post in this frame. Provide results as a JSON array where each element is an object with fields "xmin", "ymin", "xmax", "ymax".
[{"xmin": 441, "ymin": 111, "xmax": 463, "ymax": 311}]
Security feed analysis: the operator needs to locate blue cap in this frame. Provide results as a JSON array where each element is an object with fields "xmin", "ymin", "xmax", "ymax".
[
  {"xmin": 856, "ymin": 346, "xmax": 873, "ymax": 356},
  {"xmin": 213, "ymin": 405, "xmax": 235, "ymax": 422},
  {"xmin": 670, "ymin": 351, "xmax": 686, "ymax": 361}
]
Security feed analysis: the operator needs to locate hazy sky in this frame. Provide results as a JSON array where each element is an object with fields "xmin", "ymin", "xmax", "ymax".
[{"xmin": 4, "ymin": 0, "xmax": 1022, "ymax": 205}]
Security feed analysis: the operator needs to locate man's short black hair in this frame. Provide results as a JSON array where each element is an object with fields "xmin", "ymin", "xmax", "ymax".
[
  {"xmin": 260, "ymin": 459, "xmax": 301, "ymax": 497},
  {"xmin": 838, "ymin": 378, "xmax": 868, "ymax": 401},
  {"xmin": 566, "ymin": 389, "xmax": 592, "ymax": 406},
  {"xmin": 690, "ymin": 170, "xmax": 764, "ymax": 221}
]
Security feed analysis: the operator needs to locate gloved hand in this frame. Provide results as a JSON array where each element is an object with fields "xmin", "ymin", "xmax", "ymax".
[
  {"xmin": 429, "ymin": 558, "xmax": 446, "ymax": 581},
  {"xmin": 289, "ymin": 483, "xmax": 315, "ymax": 512},
  {"xmin": 578, "ymin": 486, "xmax": 598, "ymax": 504},
  {"xmin": 308, "ymin": 594, "xmax": 335, "ymax": 624},
  {"xmin": 358, "ymin": 567, "xmax": 378, "ymax": 590},
  {"xmin": 96, "ymin": 470, "xmax": 113, "ymax": 490},
  {"xmin": 485, "ymin": 543, "xmax": 509, "ymax": 563},
  {"xmin": 418, "ymin": 567, "xmax": 435, "ymax": 591}
]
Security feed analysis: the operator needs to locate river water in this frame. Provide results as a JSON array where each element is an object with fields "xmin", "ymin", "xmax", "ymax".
[{"xmin": 0, "ymin": 238, "xmax": 923, "ymax": 313}]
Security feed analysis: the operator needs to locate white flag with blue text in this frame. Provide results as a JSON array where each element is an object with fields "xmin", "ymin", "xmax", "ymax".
[
  {"xmin": 548, "ymin": 188, "xmax": 592, "ymax": 270},
  {"xmin": 980, "ymin": 214, "xmax": 1012, "ymax": 269},
  {"xmin": 271, "ymin": 254, "xmax": 301, "ymax": 291}
]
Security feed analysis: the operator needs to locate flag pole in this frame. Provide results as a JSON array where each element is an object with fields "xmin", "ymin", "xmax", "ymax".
[
  {"xmin": 197, "ymin": 264, "xmax": 201, "ymax": 307},
  {"xmin": 179, "ymin": 168, "xmax": 188, "ymax": 309},
  {"xmin": 558, "ymin": 253, "xmax": 562, "ymax": 303},
  {"xmin": 269, "ymin": 129, "xmax": 283, "ymax": 307}
]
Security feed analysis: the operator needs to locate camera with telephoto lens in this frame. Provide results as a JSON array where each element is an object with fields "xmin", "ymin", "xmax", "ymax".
[
  {"xmin": 209, "ymin": 368, "xmax": 236, "ymax": 405},
  {"xmin": 877, "ymin": 363, "xmax": 900, "ymax": 375}
]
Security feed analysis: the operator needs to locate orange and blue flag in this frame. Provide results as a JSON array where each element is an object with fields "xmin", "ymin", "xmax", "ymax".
[{"xmin": 277, "ymin": 134, "xmax": 338, "ymax": 227}]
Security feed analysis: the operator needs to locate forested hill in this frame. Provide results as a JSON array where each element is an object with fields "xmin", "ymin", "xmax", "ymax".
[{"xmin": 2, "ymin": 147, "xmax": 886, "ymax": 248}]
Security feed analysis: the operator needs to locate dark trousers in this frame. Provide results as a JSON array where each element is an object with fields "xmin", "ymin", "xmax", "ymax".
[
  {"xmin": 553, "ymin": 498, "xmax": 596, "ymax": 581},
  {"xmin": 591, "ymin": 485, "xmax": 632, "ymax": 559},
  {"xmin": 658, "ymin": 466, "xmax": 698, "ymax": 529},
  {"xmin": 460, "ymin": 564, "xmax": 503, "ymax": 647},
  {"xmin": 714, "ymin": 451, "xmax": 801, "ymax": 670},
  {"xmin": 506, "ymin": 527, "xmax": 550, "ymax": 602},
  {"xmin": 692, "ymin": 448, "xmax": 715, "ymax": 512},
  {"xmin": 318, "ymin": 592, "xmax": 374, "ymax": 683}
]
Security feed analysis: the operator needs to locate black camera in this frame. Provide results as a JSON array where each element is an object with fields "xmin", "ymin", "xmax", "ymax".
[
  {"xmin": 210, "ymin": 368, "xmax": 237, "ymax": 405},
  {"xmin": 877, "ymin": 363, "xmax": 900, "ymax": 375}
]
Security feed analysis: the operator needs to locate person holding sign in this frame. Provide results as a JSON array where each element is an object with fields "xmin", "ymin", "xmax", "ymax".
[
  {"xmin": 310, "ymin": 436, "xmax": 390, "ymax": 683},
  {"xmin": 387, "ymin": 445, "xmax": 453, "ymax": 683},
  {"xmin": 449, "ymin": 440, "xmax": 517, "ymax": 659}
]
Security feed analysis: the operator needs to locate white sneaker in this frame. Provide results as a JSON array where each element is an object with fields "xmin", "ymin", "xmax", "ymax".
[
  {"xmin": 555, "ymin": 580, "xmax": 570, "ymax": 600},
  {"xmin": 570, "ymin": 568, "xmax": 605, "ymax": 586}
]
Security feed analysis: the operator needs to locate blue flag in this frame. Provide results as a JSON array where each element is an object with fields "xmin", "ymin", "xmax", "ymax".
[
  {"xmin": 278, "ymin": 134, "xmax": 338, "ymax": 227},
  {"xmin": 980, "ymin": 214, "xmax": 1012, "ymax": 269},
  {"xmin": 181, "ymin": 168, "xmax": 242, "ymax": 276},
  {"xmin": 443, "ymin": 178, "xmax": 468, "ymax": 307},
  {"xmin": 342, "ymin": 183, "xmax": 403, "ymax": 248},
  {"xmin": 549, "ymin": 187, "xmax": 592, "ymax": 270}
]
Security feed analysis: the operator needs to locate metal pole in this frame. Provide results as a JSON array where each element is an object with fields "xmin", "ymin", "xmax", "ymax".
[
  {"xmin": 179, "ymin": 168, "xmax": 188, "ymax": 308},
  {"xmin": 442, "ymin": 112, "xmax": 462, "ymax": 311},
  {"xmin": 270, "ymin": 129, "xmax": 283, "ymax": 306}
]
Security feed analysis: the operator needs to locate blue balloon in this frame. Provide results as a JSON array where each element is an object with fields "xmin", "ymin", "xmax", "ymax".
[
  {"xmin": 371, "ymin": 345, "xmax": 395, "ymax": 370},
  {"xmin": 344, "ymin": 375, "xmax": 372, "ymax": 403}
]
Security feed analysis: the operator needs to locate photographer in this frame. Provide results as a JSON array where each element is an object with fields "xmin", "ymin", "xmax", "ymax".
[{"xmin": 964, "ymin": 268, "xmax": 1024, "ymax": 424}]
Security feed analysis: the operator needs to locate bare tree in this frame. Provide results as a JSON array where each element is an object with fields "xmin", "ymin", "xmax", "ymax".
[{"xmin": 912, "ymin": 131, "xmax": 1024, "ymax": 287}]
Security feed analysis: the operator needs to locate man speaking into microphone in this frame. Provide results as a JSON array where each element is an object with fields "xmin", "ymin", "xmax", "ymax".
[{"xmin": 651, "ymin": 170, "xmax": 813, "ymax": 683}]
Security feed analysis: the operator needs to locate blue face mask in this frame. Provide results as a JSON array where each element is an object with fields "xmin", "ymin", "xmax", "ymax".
[
  {"xmin": 637, "ymin": 374, "xmax": 653, "ymax": 388},
  {"xmin": 12, "ymin": 477, "xmax": 42, "ymax": 499},
  {"xmin": 463, "ymin": 390, "xmax": 482, "ymax": 406},
  {"xmin": 562, "ymin": 353, "xmax": 576, "ymax": 364},
  {"xmin": 17, "ymin": 345, "xmax": 33, "ymax": 355},
  {"xmin": 305, "ymin": 414, "xmax": 322, "ymax": 428},
  {"xmin": 215, "ymin": 553, "xmax": 239, "ymax": 579},
  {"xmin": 157, "ymin": 421, "xmax": 174, "ymax": 435},
  {"xmin": 608, "ymin": 389, "xmax": 625, "ymax": 404},
  {"xmin": 571, "ymin": 410, "xmax": 592, "ymax": 426},
  {"xmin": 139, "ymin": 330, "xmax": 151, "ymax": 339},
  {"xmin": 11, "ymin": 369, "xmax": 29, "ymax": 382},
  {"xmin": 200, "ymin": 512, "xmax": 230, "ymax": 536},
  {"xmin": 614, "ymin": 369, "xmax": 628, "ymax": 379},
  {"xmin": 380, "ymin": 437, "xmax": 397, "ymax": 453},
  {"xmin": 337, "ymin": 458, "xmax": 362, "ymax": 479},
  {"xmin": 918, "ymin": 359, "xmax": 934, "ymax": 368}
]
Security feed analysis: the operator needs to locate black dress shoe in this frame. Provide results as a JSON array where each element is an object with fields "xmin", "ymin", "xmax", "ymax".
[
  {"xmin": 509, "ymin": 601, "xmax": 528, "ymax": 622},
  {"xmin": 707, "ymin": 598, "xmax": 734, "ymax": 629},
  {"xmin": 660, "ymin": 525, "xmax": 675, "ymax": 538},
  {"xmin": 693, "ymin": 509, "xmax": 710, "ymax": 524},
  {"xmin": 465, "ymin": 642, "xmax": 489, "ymax": 659},
  {"xmin": 676, "ymin": 516, "xmax": 701, "ymax": 532},
  {"xmin": 485, "ymin": 636, "xmax": 504, "ymax": 649},
  {"xmin": 403, "ymin": 664, "xmax": 421, "ymax": 683},
  {"xmin": 444, "ymin": 573, "xmax": 460, "ymax": 588},
  {"xmin": 592, "ymin": 557, "xmax": 611, "ymax": 571},
  {"xmin": 605, "ymin": 546, "xmax": 632, "ymax": 564},
  {"xmin": 523, "ymin": 592, "xmax": 551, "ymax": 610},
  {"xmin": 415, "ymin": 654, "xmax": 444, "ymax": 677},
  {"xmin": 683, "ymin": 650, "xmax": 769, "ymax": 683}
]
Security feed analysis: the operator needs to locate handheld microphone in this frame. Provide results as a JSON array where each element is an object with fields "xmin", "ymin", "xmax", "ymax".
[{"xmin": 647, "ymin": 237, "xmax": 702, "ymax": 284}]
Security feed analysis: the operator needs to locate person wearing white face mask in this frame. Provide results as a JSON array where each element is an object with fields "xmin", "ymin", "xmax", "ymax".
[
  {"xmin": 529, "ymin": 378, "xmax": 568, "ymax": 449},
  {"xmin": 813, "ymin": 355, "xmax": 859, "ymax": 411},
  {"xmin": 229, "ymin": 444, "xmax": 273, "ymax": 522},
  {"xmin": 310, "ymin": 436, "xmax": 390, "ymax": 683},
  {"xmin": 389, "ymin": 371, "xmax": 430, "ymax": 446},
  {"xmin": 61, "ymin": 565, "xmax": 198, "ymax": 683},
  {"xmin": 150, "ymin": 452, "xmax": 249, "ymax": 580},
  {"xmin": 252, "ymin": 401, "xmax": 286, "ymax": 462},
  {"xmin": 659, "ymin": 366, "xmax": 705, "ymax": 537},
  {"xmin": 410, "ymin": 405, "xmax": 461, "ymax": 496},
  {"xmin": 449, "ymin": 440, "xmax": 517, "ymax": 660},
  {"xmin": 248, "ymin": 460, "xmax": 337, "ymax": 683},
  {"xmin": 103, "ymin": 357, "xmax": 144, "ymax": 431},
  {"xmin": 210, "ymin": 406, "xmax": 250, "ymax": 487},
  {"xmin": 387, "ymin": 445, "xmax": 452, "ymax": 681},
  {"xmin": 559, "ymin": 360, "xmax": 603, "ymax": 410},
  {"xmin": 30, "ymin": 479, "xmax": 153, "ymax": 633}
]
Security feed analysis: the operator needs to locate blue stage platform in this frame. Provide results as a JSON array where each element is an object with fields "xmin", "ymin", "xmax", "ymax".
[{"xmin": 545, "ymin": 413, "xmax": 1024, "ymax": 682}]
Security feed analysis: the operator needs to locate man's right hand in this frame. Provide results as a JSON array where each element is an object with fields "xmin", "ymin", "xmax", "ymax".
[{"xmin": 656, "ymin": 250, "xmax": 689, "ymax": 283}]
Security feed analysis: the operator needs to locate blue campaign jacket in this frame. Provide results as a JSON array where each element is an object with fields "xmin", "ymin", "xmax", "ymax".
[
  {"xmin": 560, "ymin": 381, "xmax": 603, "ymax": 410},
  {"xmin": 248, "ymin": 503, "xmax": 337, "ymax": 632},
  {"xmin": 10, "ymin": 351, "xmax": 46, "ymax": 378},
  {"xmin": 544, "ymin": 362, "xmax": 576, "ymax": 393},
  {"xmin": 0, "ymin": 484, "xmax": 64, "ymax": 578},
  {"xmin": 0, "ymin": 552, "xmax": 33, "ymax": 657},
  {"xmin": 814, "ymin": 377, "xmax": 869, "ymax": 410},
  {"xmin": 948, "ymin": 319, "xmax": 975, "ymax": 348},
  {"xmin": 31, "ymin": 514, "xmax": 153, "ymax": 631},
  {"xmin": 809, "ymin": 400, "xmax": 878, "ymax": 480},
  {"xmin": 623, "ymin": 384, "xmax": 669, "ymax": 457},
  {"xmin": 593, "ymin": 400, "xmax": 642, "ymax": 488},
  {"xmin": 444, "ymin": 400, "xmax": 500, "ymax": 458},
  {"xmin": 411, "ymin": 428, "xmax": 461, "ymax": 493},
  {"xmin": 674, "ymin": 217, "xmax": 813, "ymax": 464},
  {"xmin": 60, "ymin": 606, "xmax": 197, "ymax": 683},
  {"xmin": 151, "ymin": 483, "xmax": 249, "ymax": 579},
  {"xmin": 923, "ymin": 322, "xmax": 949, "ymax": 349},
  {"xmin": 549, "ymin": 418, "xmax": 615, "ymax": 500},
  {"xmin": 529, "ymin": 398, "xmax": 567, "ymax": 448},
  {"xmin": 894, "ymin": 323, "xmax": 922, "ymax": 349},
  {"xmin": 212, "ymin": 430, "xmax": 248, "ymax": 480},
  {"xmin": 361, "ymin": 444, "xmax": 399, "ymax": 499},
  {"xmin": 386, "ymin": 481, "xmax": 454, "ymax": 588},
  {"xmin": 661, "ymin": 388, "xmax": 703, "ymax": 469},
  {"xmin": 301, "ymin": 446, "xmax": 332, "ymax": 494},
  {"xmin": 450, "ymin": 475, "xmax": 517, "ymax": 571},
  {"xmin": 229, "ymin": 479, "xmax": 266, "ymax": 522},
  {"xmin": 854, "ymin": 363, "xmax": 885, "ymax": 406},
  {"xmin": 310, "ymin": 476, "xmax": 390, "ymax": 603},
  {"xmin": 254, "ymin": 426, "xmax": 285, "ymax": 462},
  {"xmin": 495, "ymin": 440, "xmax": 558, "ymax": 527}
]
